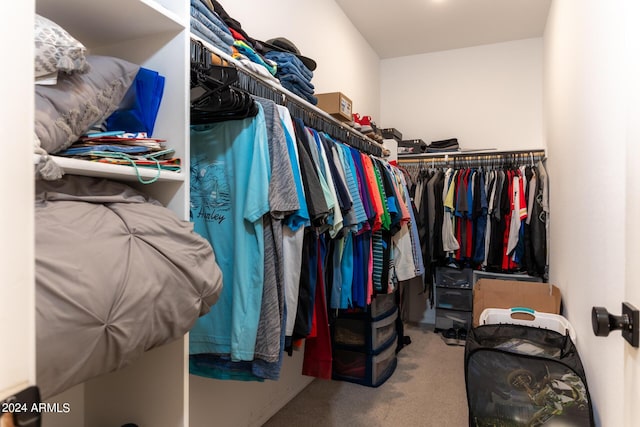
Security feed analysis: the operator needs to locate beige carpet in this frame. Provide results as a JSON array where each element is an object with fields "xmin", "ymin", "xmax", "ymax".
[{"xmin": 263, "ymin": 324, "xmax": 468, "ymax": 427}]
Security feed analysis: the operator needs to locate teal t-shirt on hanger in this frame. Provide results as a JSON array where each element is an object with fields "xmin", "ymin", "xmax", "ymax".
[{"xmin": 189, "ymin": 103, "xmax": 271, "ymax": 362}]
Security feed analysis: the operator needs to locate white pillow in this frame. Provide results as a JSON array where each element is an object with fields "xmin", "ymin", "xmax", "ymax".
[{"xmin": 34, "ymin": 14, "xmax": 90, "ymax": 79}]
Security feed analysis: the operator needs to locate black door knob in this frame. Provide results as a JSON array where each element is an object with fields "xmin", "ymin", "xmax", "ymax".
[
  {"xmin": 592, "ymin": 306, "xmax": 624, "ymax": 336},
  {"xmin": 592, "ymin": 303, "xmax": 639, "ymax": 347}
]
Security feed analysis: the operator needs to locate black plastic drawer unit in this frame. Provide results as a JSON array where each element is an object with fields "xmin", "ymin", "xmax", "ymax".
[
  {"xmin": 333, "ymin": 308, "xmax": 398, "ymax": 353},
  {"xmin": 332, "ymin": 338, "xmax": 397, "ymax": 387},
  {"xmin": 435, "ymin": 267, "xmax": 474, "ymax": 288},
  {"xmin": 436, "ymin": 287, "xmax": 473, "ymax": 311},
  {"xmin": 370, "ymin": 292, "xmax": 396, "ymax": 320}
]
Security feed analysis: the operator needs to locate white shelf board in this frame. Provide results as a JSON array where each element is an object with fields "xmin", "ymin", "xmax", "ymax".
[
  {"xmin": 36, "ymin": 0, "xmax": 185, "ymax": 48},
  {"xmin": 35, "ymin": 154, "xmax": 185, "ymax": 183}
]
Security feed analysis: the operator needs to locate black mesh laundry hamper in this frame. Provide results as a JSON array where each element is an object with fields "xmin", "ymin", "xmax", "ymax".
[{"xmin": 465, "ymin": 323, "xmax": 594, "ymax": 427}]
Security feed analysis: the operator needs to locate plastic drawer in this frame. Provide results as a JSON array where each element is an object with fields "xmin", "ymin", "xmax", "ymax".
[
  {"xmin": 333, "ymin": 308, "xmax": 398, "ymax": 353},
  {"xmin": 370, "ymin": 292, "xmax": 396, "ymax": 320},
  {"xmin": 333, "ymin": 317, "xmax": 367, "ymax": 347},
  {"xmin": 370, "ymin": 342, "xmax": 397, "ymax": 386},
  {"xmin": 435, "ymin": 308, "xmax": 472, "ymax": 331},
  {"xmin": 435, "ymin": 287, "xmax": 473, "ymax": 311},
  {"xmin": 332, "ymin": 338, "xmax": 398, "ymax": 387},
  {"xmin": 435, "ymin": 267, "xmax": 473, "ymax": 289},
  {"xmin": 372, "ymin": 309, "xmax": 398, "ymax": 351}
]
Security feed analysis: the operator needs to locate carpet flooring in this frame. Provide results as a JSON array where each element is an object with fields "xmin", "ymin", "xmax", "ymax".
[{"xmin": 263, "ymin": 324, "xmax": 468, "ymax": 427}]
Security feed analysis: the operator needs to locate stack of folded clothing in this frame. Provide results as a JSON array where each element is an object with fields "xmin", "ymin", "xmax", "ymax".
[
  {"xmin": 191, "ymin": 1, "xmax": 319, "ymax": 106},
  {"xmin": 190, "ymin": 0, "xmax": 234, "ymax": 56},
  {"xmin": 426, "ymin": 138, "xmax": 460, "ymax": 152},
  {"xmin": 260, "ymin": 38, "xmax": 318, "ymax": 105},
  {"xmin": 232, "ymin": 39, "xmax": 279, "ymax": 83},
  {"xmin": 196, "ymin": 0, "xmax": 278, "ymax": 82},
  {"xmin": 205, "ymin": 0, "xmax": 258, "ymax": 47},
  {"xmin": 398, "ymin": 139, "xmax": 428, "ymax": 155}
]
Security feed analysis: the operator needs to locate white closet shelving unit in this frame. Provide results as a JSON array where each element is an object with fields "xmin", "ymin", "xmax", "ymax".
[
  {"xmin": 33, "ymin": 0, "xmax": 191, "ymax": 426},
  {"xmin": 0, "ymin": 0, "xmax": 36, "ymax": 407},
  {"xmin": 35, "ymin": 0, "xmax": 189, "ymax": 214}
]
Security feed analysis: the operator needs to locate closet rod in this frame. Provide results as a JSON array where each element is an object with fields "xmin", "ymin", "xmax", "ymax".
[
  {"xmin": 397, "ymin": 149, "xmax": 546, "ymax": 165},
  {"xmin": 190, "ymin": 35, "xmax": 385, "ymax": 157}
]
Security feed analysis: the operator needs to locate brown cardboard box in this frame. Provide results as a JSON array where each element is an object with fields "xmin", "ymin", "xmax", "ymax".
[
  {"xmin": 316, "ymin": 92, "xmax": 352, "ymax": 122},
  {"xmin": 473, "ymin": 279, "xmax": 562, "ymax": 327}
]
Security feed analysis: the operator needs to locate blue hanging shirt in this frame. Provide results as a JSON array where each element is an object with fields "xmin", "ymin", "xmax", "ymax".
[{"xmin": 189, "ymin": 104, "xmax": 271, "ymax": 362}]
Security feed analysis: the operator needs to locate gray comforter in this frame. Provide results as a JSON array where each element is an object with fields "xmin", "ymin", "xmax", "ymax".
[{"xmin": 35, "ymin": 176, "xmax": 222, "ymax": 399}]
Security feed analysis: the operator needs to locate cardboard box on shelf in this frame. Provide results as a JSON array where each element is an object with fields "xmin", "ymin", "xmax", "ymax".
[
  {"xmin": 472, "ymin": 279, "xmax": 562, "ymax": 327},
  {"xmin": 316, "ymin": 92, "xmax": 352, "ymax": 122}
]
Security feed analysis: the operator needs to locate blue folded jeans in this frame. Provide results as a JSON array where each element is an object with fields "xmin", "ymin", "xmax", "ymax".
[
  {"xmin": 190, "ymin": 23, "xmax": 232, "ymax": 55},
  {"xmin": 190, "ymin": 0, "xmax": 233, "ymax": 38},
  {"xmin": 190, "ymin": 6, "xmax": 234, "ymax": 47},
  {"xmin": 264, "ymin": 51, "xmax": 313, "ymax": 80},
  {"xmin": 282, "ymin": 81, "xmax": 317, "ymax": 105},
  {"xmin": 277, "ymin": 63, "xmax": 314, "ymax": 86},
  {"xmin": 278, "ymin": 73, "xmax": 314, "ymax": 94}
]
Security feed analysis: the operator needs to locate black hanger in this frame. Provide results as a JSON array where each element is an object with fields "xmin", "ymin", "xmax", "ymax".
[
  {"xmin": 189, "ymin": 43, "xmax": 259, "ymax": 124},
  {"xmin": 190, "ymin": 64, "xmax": 239, "ymax": 105}
]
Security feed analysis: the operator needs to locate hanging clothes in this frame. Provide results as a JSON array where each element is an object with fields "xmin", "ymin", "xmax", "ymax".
[
  {"xmin": 251, "ymin": 97, "xmax": 299, "ymax": 378},
  {"xmin": 189, "ymin": 103, "xmax": 270, "ymax": 363},
  {"xmin": 404, "ymin": 156, "xmax": 549, "ymax": 281},
  {"xmin": 278, "ymin": 105, "xmax": 309, "ymax": 338},
  {"xmin": 188, "ymin": 77, "xmax": 421, "ymax": 382},
  {"xmin": 301, "ymin": 237, "xmax": 332, "ymax": 379}
]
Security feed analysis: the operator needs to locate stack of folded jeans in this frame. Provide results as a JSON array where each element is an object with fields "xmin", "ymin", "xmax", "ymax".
[
  {"xmin": 264, "ymin": 51, "xmax": 317, "ymax": 105},
  {"xmin": 426, "ymin": 138, "xmax": 460, "ymax": 152},
  {"xmin": 190, "ymin": 0, "xmax": 234, "ymax": 55}
]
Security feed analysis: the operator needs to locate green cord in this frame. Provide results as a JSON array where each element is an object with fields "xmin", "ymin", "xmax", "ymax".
[{"xmin": 88, "ymin": 150, "xmax": 162, "ymax": 184}]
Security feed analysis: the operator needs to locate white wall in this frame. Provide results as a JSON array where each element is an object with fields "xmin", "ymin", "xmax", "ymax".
[
  {"xmin": 222, "ymin": 0, "xmax": 381, "ymax": 120},
  {"xmin": 623, "ymin": 1, "xmax": 640, "ymax": 425},
  {"xmin": 544, "ymin": 1, "xmax": 630, "ymax": 425},
  {"xmin": 380, "ymin": 38, "xmax": 544, "ymax": 150},
  {"xmin": 190, "ymin": 350, "xmax": 311, "ymax": 427},
  {"xmin": 0, "ymin": 0, "xmax": 35, "ymax": 400}
]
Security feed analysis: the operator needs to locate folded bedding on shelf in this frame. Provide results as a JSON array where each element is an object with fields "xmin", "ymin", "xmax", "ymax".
[{"xmin": 35, "ymin": 175, "xmax": 223, "ymax": 399}]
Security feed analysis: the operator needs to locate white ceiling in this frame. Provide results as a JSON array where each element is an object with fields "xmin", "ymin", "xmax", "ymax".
[{"xmin": 335, "ymin": 0, "xmax": 552, "ymax": 59}]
